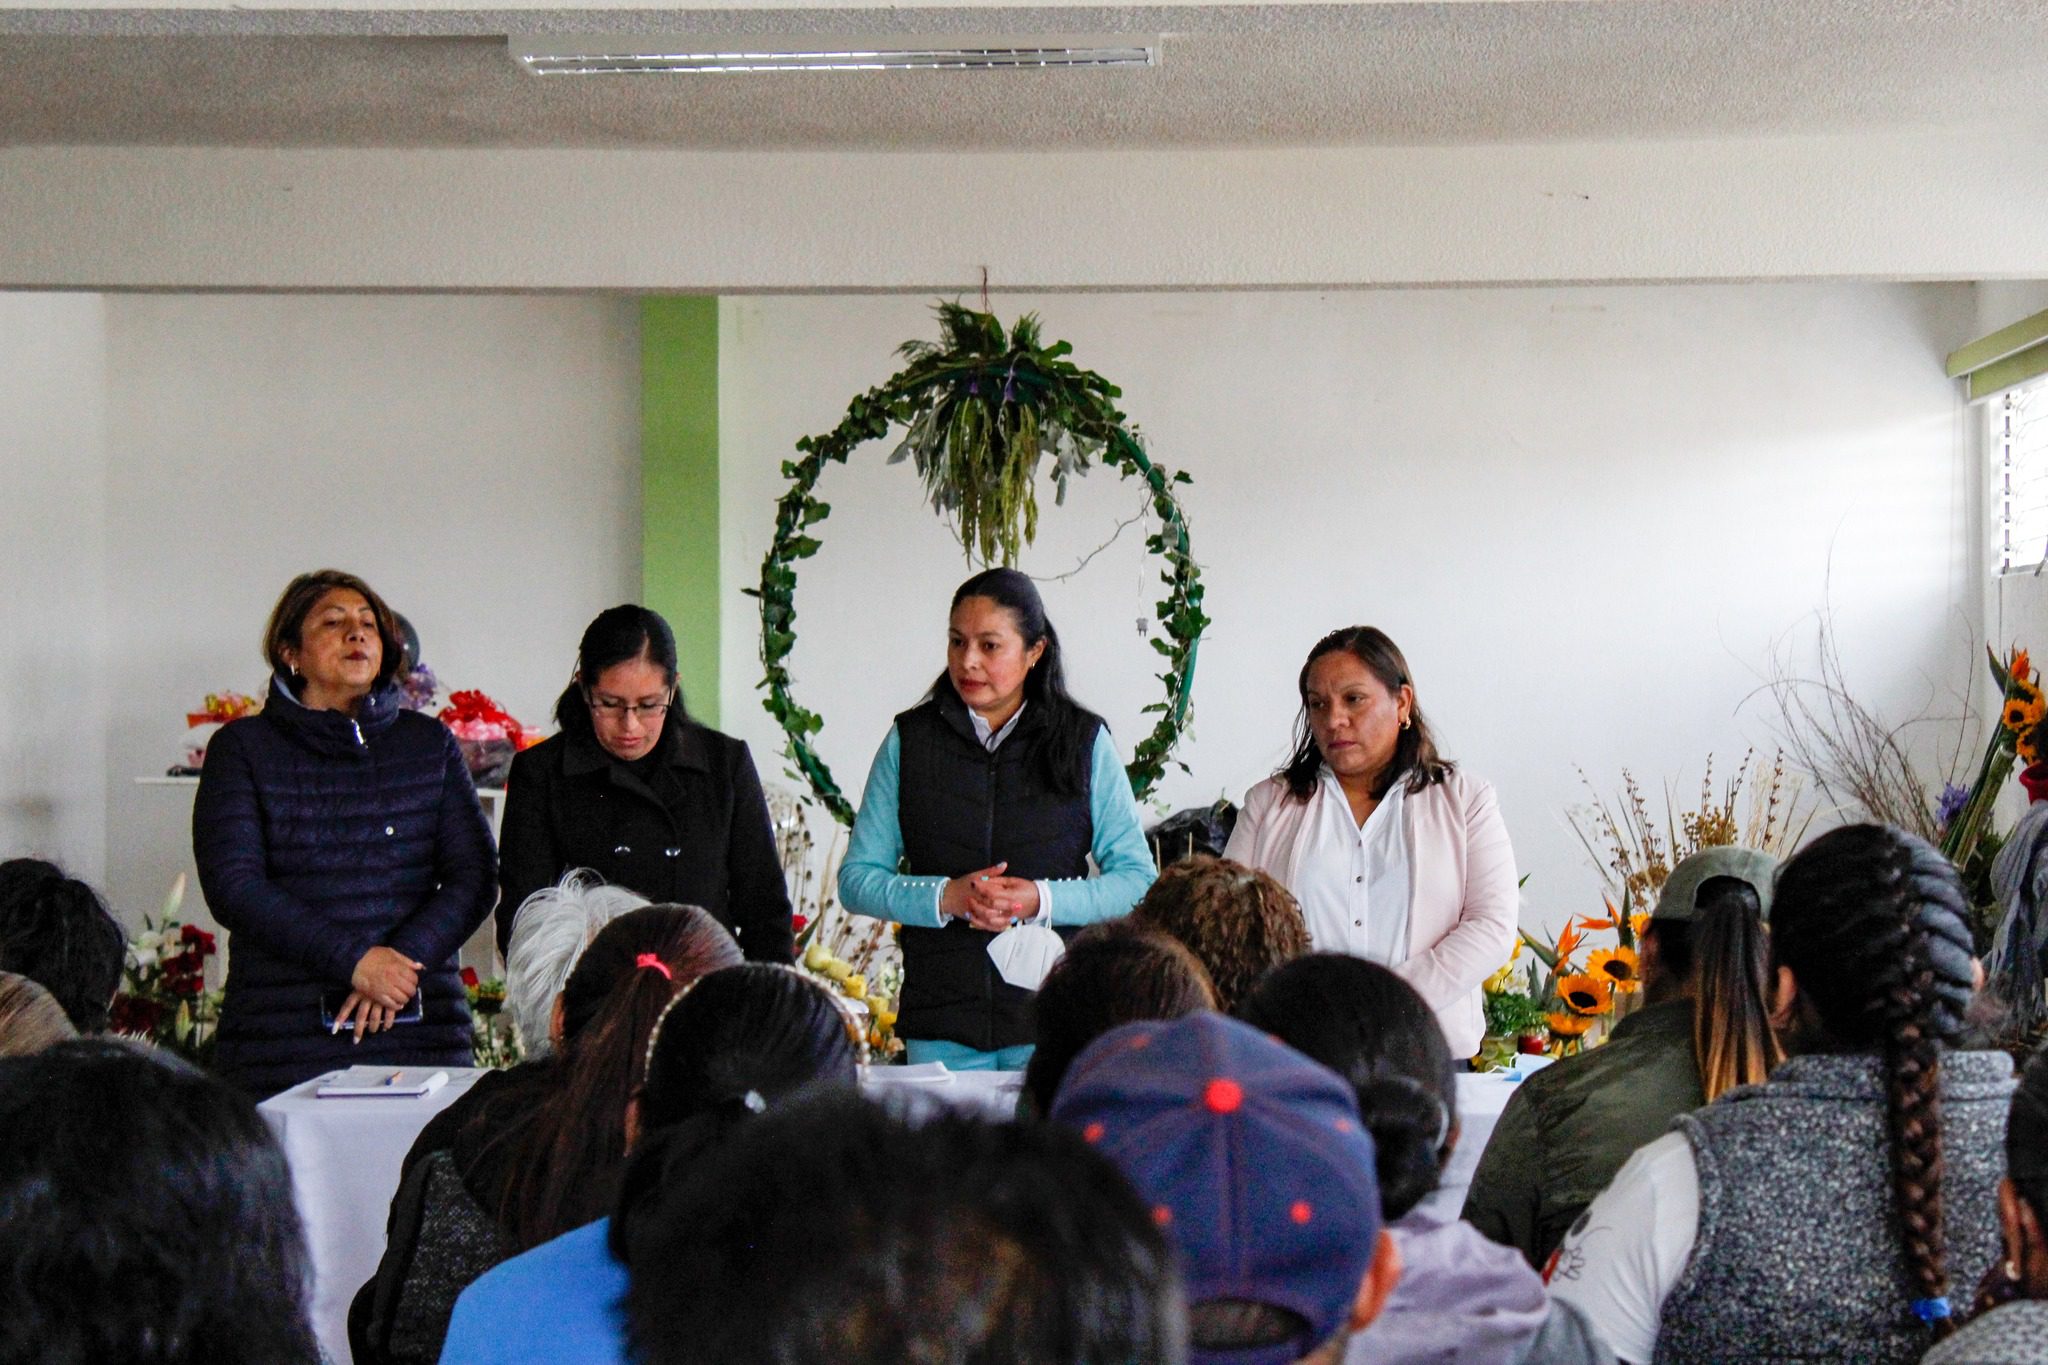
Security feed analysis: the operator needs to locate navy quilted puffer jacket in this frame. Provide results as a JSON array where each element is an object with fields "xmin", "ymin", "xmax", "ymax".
[{"xmin": 193, "ymin": 674, "xmax": 497, "ymax": 1096}]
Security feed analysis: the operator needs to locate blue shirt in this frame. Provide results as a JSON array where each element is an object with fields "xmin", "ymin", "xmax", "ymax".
[
  {"xmin": 438, "ymin": 1218, "xmax": 626, "ymax": 1365},
  {"xmin": 838, "ymin": 722, "xmax": 1156, "ymax": 928}
]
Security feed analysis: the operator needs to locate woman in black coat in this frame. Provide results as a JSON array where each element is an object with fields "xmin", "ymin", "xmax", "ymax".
[
  {"xmin": 193, "ymin": 570, "xmax": 496, "ymax": 1097},
  {"xmin": 495, "ymin": 605, "xmax": 794, "ymax": 963}
]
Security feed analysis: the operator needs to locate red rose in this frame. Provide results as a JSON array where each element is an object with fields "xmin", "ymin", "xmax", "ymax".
[
  {"xmin": 460, "ymin": 966, "xmax": 480, "ymax": 989},
  {"xmin": 110, "ymin": 994, "xmax": 166, "ymax": 1036},
  {"xmin": 180, "ymin": 924, "xmax": 217, "ymax": 954},
  {"xmin": 792, "ymin": 914, "xmax": 809, "ymax": 934}
]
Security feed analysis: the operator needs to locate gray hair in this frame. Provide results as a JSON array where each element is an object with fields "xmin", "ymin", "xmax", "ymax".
[{"xmin": 504, "ymin": 869, "xmax": 651, "ymax": 1057}]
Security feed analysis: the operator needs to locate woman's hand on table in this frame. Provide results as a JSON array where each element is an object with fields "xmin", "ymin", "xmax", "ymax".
[{"xmin": 943, "ymin": 864, "xmax": 1041, "ymax": 932}]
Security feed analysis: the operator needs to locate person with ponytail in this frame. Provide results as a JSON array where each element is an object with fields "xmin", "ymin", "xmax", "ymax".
[
  {"xmin": 1923, "ymin": 1045, "xmax": 2048, "ymax": 1363},
  {"xmin": 437, "ymin": 965, "xmax": 858, "ymax": 1365},
  {"xmin": 350, "ymin": 906, "xmax": 740, "ymax": 1365},
  {"xmin": 1463, "ymin": 847, "xmax": 1780, "ymax": 1268},
  {"xmin": 838, "ymin": 568, "xmax": 1156, "ymax": 1070},
  {"xmin": 495, "ymin": 605, "xmax": 793, "ymax": 963},
  {"xmin": 1224, "ymin": 626, "xmax": 1518, "ymax": 1062},
  {"xmin": 1550, "ymin": 824, "xmax": 2013, "ymax": 1365},
  {"xmin": 1239, "ymin": 954, "xmax": 1615, "ymax": 1365}
]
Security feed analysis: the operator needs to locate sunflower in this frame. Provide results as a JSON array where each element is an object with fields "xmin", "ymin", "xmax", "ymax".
[
  {"xmin": 1546, "ymin": 1012, "xmax": 1595, "ymax": 1037},
  {"xmin": 2025, "ymin": 732, "xmax": 2045, "ymax": 767},
  {"xmin": 1589, "ymin": 946, "xmax": 1641, "ymax": 994},
  {"xmin": 1630, "ymin": 911, "xmax": 1651, "ymax": 939},
  {"xmin": 2006, "ymin": 694, "xmax": 2048, "ymax": 734},
  {"xmin": 1557, "ymin": 973, "xmax": 1615, "ymax": 1015}
]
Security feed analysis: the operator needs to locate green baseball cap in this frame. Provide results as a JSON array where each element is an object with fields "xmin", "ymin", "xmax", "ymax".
[{"xmin": 1653, "ymin": 847, "xmax": 1777, "ymax": 923}]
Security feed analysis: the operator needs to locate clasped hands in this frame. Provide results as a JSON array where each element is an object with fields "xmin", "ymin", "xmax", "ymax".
[
  {"xmin": 940, "ymin": 862, "xmax": 1042, "ymax": 933},
  {"xmin": 333, "ymin": 946, "xmax": 426, "ymax": 1043}
]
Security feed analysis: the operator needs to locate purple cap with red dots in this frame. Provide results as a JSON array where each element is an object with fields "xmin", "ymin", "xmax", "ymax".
[{"xmin": 1049, "ymin": 1011, "xmax": 1384, "ymax": 1365}]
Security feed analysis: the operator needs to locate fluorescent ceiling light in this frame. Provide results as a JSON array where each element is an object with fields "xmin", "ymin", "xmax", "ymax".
[{"xmin": 510, "ymin": 34, "xmax": 1160, "ymax": 75}]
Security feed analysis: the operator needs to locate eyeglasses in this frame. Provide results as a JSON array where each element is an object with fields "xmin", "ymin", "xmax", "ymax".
[{"xmin": 587, "ymin": 692, "xmax": 673, "ymax": 721}]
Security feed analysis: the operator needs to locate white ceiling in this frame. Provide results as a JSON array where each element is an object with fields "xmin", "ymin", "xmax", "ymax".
[{"xmin": 1, "ymin": 0, "xmax": 2045, "ymax": 150}]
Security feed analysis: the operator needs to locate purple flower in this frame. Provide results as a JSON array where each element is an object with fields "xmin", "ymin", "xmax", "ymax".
[
  {"xmin": 1936, "ymin": 782, "xmax": 1971, "ymax": 830},
  {"xmin": 398, "ymin": 662, "xmax": 440, "ymax": 712}
]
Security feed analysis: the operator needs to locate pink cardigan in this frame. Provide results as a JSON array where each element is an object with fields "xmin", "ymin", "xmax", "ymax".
[{"xmin": 1223, "ymin": 768, "xmax": 1519, "ymax": 1057}]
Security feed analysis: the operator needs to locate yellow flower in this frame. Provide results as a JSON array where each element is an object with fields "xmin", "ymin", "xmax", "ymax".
[
  {"xmin": 1630, "ymin": 911, "xmax": 1651, "ymax": 939},
  {"xmin": 2005, "ymin": 695, "xmax": 2046, "ymax": 733},
  {"xmin": 1589, "ymin": 946, "xmax": 1642, "ymax": 994},
  {"xmin": 1547, "ymin": 1012, "xmax": 1595, "ymax": 1037},
  {"xmin": 1558, "ymin": 973, "xmax": 1615, "ymax": 1016}
]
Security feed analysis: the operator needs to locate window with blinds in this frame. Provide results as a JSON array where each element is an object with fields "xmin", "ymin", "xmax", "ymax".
[{"xmin": 1998, "ymin": 377, "xmax": 2048, "ymax": 575}]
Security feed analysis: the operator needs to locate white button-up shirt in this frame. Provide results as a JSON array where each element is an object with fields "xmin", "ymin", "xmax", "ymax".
[{"xmin": 1292, "ymin": 766, "xmax": 1412, "ymax": 965}]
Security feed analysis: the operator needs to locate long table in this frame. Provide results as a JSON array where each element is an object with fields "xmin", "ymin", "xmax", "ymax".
[{"xmin": 262, "ymin": 1065, "xmax": 1519, "ymax": 1363}]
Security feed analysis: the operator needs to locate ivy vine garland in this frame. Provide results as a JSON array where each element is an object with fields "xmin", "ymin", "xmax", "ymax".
[{"xmin": 748, "ymin": 303, "xmax": 1209, "ymax": 826}]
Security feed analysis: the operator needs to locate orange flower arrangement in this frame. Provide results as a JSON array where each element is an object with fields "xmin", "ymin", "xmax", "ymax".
[{"xmin": 1546, "ymin": 1012, "xmax": 1595, "ymax": 1038}]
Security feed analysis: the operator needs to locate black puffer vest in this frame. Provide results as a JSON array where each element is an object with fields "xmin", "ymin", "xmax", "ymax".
[{"xmin": 894, "ymin": 690, "xmax": 1097, "ymax": 1051}]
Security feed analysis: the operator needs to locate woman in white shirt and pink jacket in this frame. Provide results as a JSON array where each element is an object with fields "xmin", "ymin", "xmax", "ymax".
[{"xmin": 1224, "ymin": 625, "xmax": 1518, "ymax": 1060}]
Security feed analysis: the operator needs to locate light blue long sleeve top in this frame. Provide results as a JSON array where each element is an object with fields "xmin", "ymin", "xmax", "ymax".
[{"xmin": 837, "ymin": 722, "xmax": 1156, "ymax": 930}]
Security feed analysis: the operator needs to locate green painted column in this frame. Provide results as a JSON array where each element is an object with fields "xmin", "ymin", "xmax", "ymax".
[{"xmin": 641, "ymin": 296, "xmax": 721, "ymax": 727}]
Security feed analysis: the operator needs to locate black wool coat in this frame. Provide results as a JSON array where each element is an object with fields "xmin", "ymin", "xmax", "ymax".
[
  {"xmin": 494, "ymin": 722, "xmax": 795, "ymax": 963},
  {"xmin": 193, "ymin": 676, "xmax": 497, "ymax": 1097}
]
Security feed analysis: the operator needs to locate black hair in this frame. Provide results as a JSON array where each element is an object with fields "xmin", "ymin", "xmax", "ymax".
[
  {"xmin": 554, "ymin": 604, "xmax": 686, "ymax": 741},
  {"xmin": 622, "ymin": 1090, "xmax": 1184, "ymax": 1365},
  {"xmin": 1644, "ymin": 874, "xmax": 1782, "ymax": 1101},
  {"xmin": 1023, "ymin": 920, "xmax": 1217, "ymax": 1118},
  {"xmin": 1770, "ymin": 824, "xmax": 1979, "ymax": 1341},
  {"xmin": 0, "ymin": 858, "xmax": 125, "ymax": 1034},
  {"xmin": 488, "ymin": 905, "xmax": 741, "ymax": 1251},
  {"xmin": 1237, "ymin": 953, "xmax": 1455, "ymax": 1222},
  {"xmin": 1280, "ymin": 626, "xmax": 1451, "ymax": 802},
  {"xmin": 609, "ymin": 965, "xmax": 861, "ymax": 1259},
  {"xmin": 928, "ymin": 567, "xmax": 1102, "ymax": 797},
  {"xmin": 0, "ymin": 1039, "xmax": 317, "ymax": 1365},
  {"xmin": 2011, "ymin": 1045, "xmax": 2048, "ymax": 1231}
]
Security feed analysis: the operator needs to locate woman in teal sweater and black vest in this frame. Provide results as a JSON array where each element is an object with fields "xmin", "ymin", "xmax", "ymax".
[{"xmin": 839, "ymin": 568, "xmax": 1156, "ymax": 1070}]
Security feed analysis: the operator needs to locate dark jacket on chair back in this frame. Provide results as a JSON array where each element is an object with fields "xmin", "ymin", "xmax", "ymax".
[
  {"xmin": 493, "ymin": 721, "xmax": 795, "ymax": 963},
  {"xmin": 193, "ymin": 676, "xmax": 496, "ymax": 1097},
  {"xmin": 893, "ymin": 690, "xmax": 1097, "ymax": 1051}
]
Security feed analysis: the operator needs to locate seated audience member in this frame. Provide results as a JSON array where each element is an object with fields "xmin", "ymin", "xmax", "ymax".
[
  {"xmin": 353, "ymin": 905, "xmax": 741, "ymax": 1365},
  {"xmin": 392, "ymin": 870, "xmax": 660, "ymax": 1188},
  {"xmin": 1550, "ymin": 825, "xmax": 2012, "ymax": 1365},
  {"xmin": 1923, "ymin": 1044, "xmax": 2048, "ymax": 1364},
  {"xmin": 619, "ymin": 1089, "xmax": 1183, "ymax": 1365},
  {"xmin": 1130, "ymin": 854, "xmax": 1311, "ymax": 1011},
  {"xmin": 1052, "ymin": 1011, "xmax": 1400, "ymax": 1365},
  {"xmin": 0, "ymin": 857, "xmax": 125, "ymax": 1033},
  {"xmin": 0, "ymin": 1039, "xmax": 318, "ymax": 1365},
  {"xmin": 1462, "ymin": 848, "xmax": 1779, "ymax": 1268},
  {"xmin": 0, "ymin": 971, "xmax": 77, "ymax": 1057},
  {"xmin": 1020, "ymin": 918, "xmax": 1217, "ymax": 1116},
  {"xmin": 440, "ymin": 965, "xmax": 862, "ymax": 1365},
  {"xmin": 1239, "ymin": 954, "xmax": 1615, "ymax": 1365}
]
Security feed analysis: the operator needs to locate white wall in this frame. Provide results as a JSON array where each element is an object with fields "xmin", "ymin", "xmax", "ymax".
[
  {"xmin": 0, "ymin": 294, "xmax": 110, "ymax": 880},
  {"xmin": 1979, "ymin": 281, "xmax": 2048, "ymax": 702},
  {"xmin": 720, "ymin": 283, "xmax": 1979, "ymax": 932},
  {"xmin": 84, "ymin": 294, "xmax": 642, "ymax": 931},
  {"xmin": 4, "ymin": 131, "xmax": 2048, "ymax": 291}
]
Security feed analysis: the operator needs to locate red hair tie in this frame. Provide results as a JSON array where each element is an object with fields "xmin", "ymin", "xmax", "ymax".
[{"xmin": 635, "ymin": 953, "xmax": 673, "ymax": 981}]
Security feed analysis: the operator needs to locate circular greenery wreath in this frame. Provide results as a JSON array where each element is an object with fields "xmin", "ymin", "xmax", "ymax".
[{"xmin": 747, "ymin": 304, "xmax": 1209, "ymax": 826}]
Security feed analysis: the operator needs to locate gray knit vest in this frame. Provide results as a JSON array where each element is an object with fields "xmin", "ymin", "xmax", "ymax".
[{"xmin": 1654, "ymin": 1051, "xmax": 2013, "ymax": 1365}]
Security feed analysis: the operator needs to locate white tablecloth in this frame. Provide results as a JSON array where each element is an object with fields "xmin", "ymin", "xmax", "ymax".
[
  {"xmin": 261, "ymin": 1062, "xmax": 1519, "ymax": 1363},
  {"xmin": 260, "ymin": 1066, "xmax": 486, "ymax": 1365}
]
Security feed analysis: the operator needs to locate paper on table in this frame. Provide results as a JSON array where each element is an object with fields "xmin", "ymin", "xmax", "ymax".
[
  {"xmin": 314, "ymin": 1066, "xmax": 450, "ymax": 1099},
  {"xmin": 987, "ymin": 923, "xmax": 1064, "ymax": 991}
]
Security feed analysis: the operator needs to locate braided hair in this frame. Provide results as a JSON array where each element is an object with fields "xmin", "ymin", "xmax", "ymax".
[{"xmin": 1770, "ymin": 824, "xmax": 1978, "ymax": 1338}]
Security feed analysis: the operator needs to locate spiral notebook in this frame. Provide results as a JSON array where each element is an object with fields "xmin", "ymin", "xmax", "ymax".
[{"xmin": 314, "ymin": 1066, "xmax": 450, "ymax": 1099}]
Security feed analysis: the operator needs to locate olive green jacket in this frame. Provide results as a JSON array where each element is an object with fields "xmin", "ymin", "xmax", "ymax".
[{"xmin": 1460, "ymin": 997, "xmax": 1703, "ymax": 1269}]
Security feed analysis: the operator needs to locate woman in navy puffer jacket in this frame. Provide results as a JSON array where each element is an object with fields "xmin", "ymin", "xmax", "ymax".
[{"xmin": 194, "ymin": 570, "xmax": 496, "ymax": 1096}]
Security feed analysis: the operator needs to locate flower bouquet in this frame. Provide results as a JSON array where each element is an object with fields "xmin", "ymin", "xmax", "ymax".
[
  {"xmin": 438, "ymin": 690, "xmax": 541, "ymax": 787},
  {"xmin": 178, "ymin": 690, "xmax": 263, "ymax": 772},
  {"xmin": 110, "ymin": 875, "xmax": 225, "ymax": 1067},
  {"xmin": 768, "ymin": 785, "xmax": 905, "ymax": 1059},
  {"xmin": 460, "ymin": 966, "xmax": 523, "ymax": 1069}
]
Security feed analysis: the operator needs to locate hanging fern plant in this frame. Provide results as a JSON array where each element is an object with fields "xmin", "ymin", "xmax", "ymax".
[{"xmin": 746, "ymin": 301, "xmax": 1209, "ymax": 823}]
